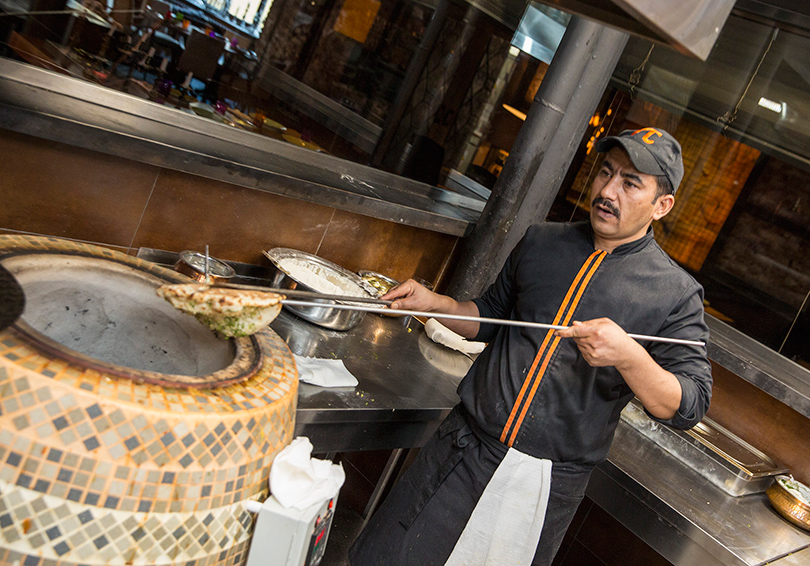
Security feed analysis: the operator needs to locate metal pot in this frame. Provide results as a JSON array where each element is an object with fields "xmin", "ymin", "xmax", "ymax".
[
  {"xmin": 264, "ymin": 248, "xmax": 375, "ymax": 331},
  {"xmin": 174, "ymin": 250, "xmax": 236, "ymax": 283}
]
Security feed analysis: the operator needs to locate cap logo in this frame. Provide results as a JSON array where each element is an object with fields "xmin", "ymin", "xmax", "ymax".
[{"xmin": 632, "ymin": 127, "xmax": 663, "ymax": 145}]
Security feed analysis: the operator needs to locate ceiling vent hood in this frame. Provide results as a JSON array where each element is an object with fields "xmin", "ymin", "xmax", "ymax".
[{"xmin": 530, "ymin": 0, "xmax": 736, "ymax": 60}]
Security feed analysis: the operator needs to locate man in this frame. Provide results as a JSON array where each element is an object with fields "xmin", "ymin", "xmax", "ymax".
[{"xmin": 349, "ymin": 127, "xmax": 712, "ymax": 566}]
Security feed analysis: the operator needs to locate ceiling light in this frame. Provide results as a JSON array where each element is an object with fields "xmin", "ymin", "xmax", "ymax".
[
  {"xmin": 758, "ymin": 97, "xmax": 784, "ymax": 113},
  {"xmin": 502, "ymin": 104, "xmax": 527, "ymax": 121}
]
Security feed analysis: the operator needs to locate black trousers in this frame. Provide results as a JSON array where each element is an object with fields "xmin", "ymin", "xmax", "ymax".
[{"xmin": 349, "ymin": 405, "xmax": 592, "ymax": 566}]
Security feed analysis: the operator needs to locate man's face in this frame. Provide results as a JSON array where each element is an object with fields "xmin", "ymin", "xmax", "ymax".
[{"xmin": 589, "ymin": 147, "xmax": 674, "ymax": 252}]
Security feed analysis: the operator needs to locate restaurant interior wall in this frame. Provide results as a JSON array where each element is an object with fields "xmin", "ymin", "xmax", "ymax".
[
  {"xmin": 252, "ymin": 0, "xmax": 437, "ymax": 159},
  {"xmin": 251, "ymin": 0, "xmax": 519, "ymax": 185},
  {"xmin": 0, "ymin": 128, "xmax": 459, "ymax": 288},
  {"xmin": 374, "ymin": 4, "xmax": 514, "ymax": 178}
]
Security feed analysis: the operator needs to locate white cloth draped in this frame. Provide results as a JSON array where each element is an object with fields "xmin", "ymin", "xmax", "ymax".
[{"xmin": 444, "ymin": 448, "xmax": 552, "ymax": 566}]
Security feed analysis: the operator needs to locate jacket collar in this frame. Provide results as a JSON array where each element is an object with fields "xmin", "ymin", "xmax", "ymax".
[{"xmin": 582, "ymin": 222, "xmax": 655, "ymax": 256}]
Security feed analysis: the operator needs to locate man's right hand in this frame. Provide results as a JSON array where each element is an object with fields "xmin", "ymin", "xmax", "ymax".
[
  {"xmin": 382, "ymin": 279, "xmax": 481, "ymax": 339},
  {"xmin": 382, "ymin": 279, "xmax": 442, "ymax": 312}
]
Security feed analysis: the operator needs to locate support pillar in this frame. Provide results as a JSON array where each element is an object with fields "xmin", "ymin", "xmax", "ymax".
[{"xmin": 445, "ymin": 18, "xmax": 629, "ymax": 300}]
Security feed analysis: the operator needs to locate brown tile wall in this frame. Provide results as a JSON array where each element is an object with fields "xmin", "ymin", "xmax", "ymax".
[
  {"xmin": 0, "ymin": 129, "xmax": 159, "ymax": 248},
  {"xmin": 0, "ymin": 129, "xmax": 458, "ymax": 285}
]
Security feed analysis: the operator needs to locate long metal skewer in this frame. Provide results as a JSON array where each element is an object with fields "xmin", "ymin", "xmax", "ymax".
[
  {"xmin": 278, "ymin": 299, "xmax": 705, "ymax": 347},
  {"xmin": 214, "ymin": 282, "xmax": 394, "ymax": 305},
  {"xmin": 206, "ymin": 283, "xmax": 704, "ymax": 347}
]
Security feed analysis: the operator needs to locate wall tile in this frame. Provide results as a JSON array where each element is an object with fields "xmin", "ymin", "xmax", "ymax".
[
  {"xmin": 316, "ymin": 209, "xmax": 459, "ymax": 286},
  {"xmin": 131, "ymin": 169, "xmax": 335, "ymax": 264},
  {"xmin": 0, "ymin": 130, "xmax": 159, "ymax": 247}
]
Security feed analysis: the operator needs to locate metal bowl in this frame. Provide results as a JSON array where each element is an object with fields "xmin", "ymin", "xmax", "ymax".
[
  {"xmin": 358, "ymin": 270, "xmax": 400, "ymax": 298},
  {"xmin": 174, "ymin": 250, "xmax": 235, "ymax": 283},
  {"xmin": 767, "ymin": 476, "xmax": 810, "ymax": 531},
  {"xmin": 263, "ymin": 248, "xmax": 375, "ymax": 331}
]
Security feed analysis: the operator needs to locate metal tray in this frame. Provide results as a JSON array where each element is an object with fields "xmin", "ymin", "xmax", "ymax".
[{"xmin": 620, "ymin": 399, "xmax": 788, "ymax": 496}]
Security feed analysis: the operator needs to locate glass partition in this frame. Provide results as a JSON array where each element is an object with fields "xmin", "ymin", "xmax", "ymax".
[
  {"xmin": 546, "ymin": 15, "xmax": 810, "ymax": 369},
  {"xmin": 0, "ymin": 0, "xmax": 517, "ymax": 190}
]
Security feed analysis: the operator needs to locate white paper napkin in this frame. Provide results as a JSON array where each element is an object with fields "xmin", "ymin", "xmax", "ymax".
[
  {"xmin": 269, "ymin": 437, "xmax": 346, "ymax": 509},
  {"xmin": 293, "ymin": 354, "xmax": 359, "ymax": 387},
  {"xmin": 425, "ymin": 318, "xmax": 487, "ymax": 355}
]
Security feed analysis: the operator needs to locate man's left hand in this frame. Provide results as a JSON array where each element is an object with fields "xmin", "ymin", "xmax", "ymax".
[{"xmin": 555, "ymin": 318, "xmax": 640, "ymax": 368}]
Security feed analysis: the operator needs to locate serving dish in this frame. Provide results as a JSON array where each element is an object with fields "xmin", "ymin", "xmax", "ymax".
[
  {"xmin": 283, "ymin": 133, "xmax": 321, "ymax": 151},
  {"xmin": 620, "ymin": 399, "xmax": 788, "ymax": 496},
  {"xmin": 263, "ymin": 248, "xmax": 375, "ymax": 330},
  {"xmin": 263, "ymin": 117, "xmax": 287, "ymax": 132},
  {"xmin": 767, "ymin": 476, "xmax": 810, "ymax": 531},
  {"xmin": 358, "ymin": 270, "xmax": 400, "ymax": 297},
  {"xmin": 189, "ymin": 101, "xmax": 215, "ymax": 118}
]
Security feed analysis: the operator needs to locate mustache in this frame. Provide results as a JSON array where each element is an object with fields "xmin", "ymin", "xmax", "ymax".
[{"xmin": 592, "ymin": 197, "xmax": 620, "ymax": 218}]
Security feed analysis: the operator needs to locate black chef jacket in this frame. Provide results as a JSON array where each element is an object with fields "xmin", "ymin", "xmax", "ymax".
[{"xmin": 463, "ymin": 221, "xmax": 712, "ymax": 469}]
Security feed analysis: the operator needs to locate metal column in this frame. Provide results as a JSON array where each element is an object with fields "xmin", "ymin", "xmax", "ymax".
[{"xmin": 445, "ymin": 18, "xmax": 629, "ymax": 300}]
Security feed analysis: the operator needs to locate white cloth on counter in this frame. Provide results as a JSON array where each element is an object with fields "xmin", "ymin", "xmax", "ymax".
[
  {"xmin": 425, "ymin": 318, "xmax": 487, "ymax": 355},
  {"xmin": 444, "ymin": 449, "xmax": 552, "ymax": 566},
  {"xmin": 269, "ymin": 437, "xmax": 346, "ymax": 510},
  {"xmin": 293, "ymin": 354, "xmax": 359, "ymax": 387}
]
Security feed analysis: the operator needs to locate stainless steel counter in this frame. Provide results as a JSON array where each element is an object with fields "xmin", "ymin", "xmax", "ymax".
[
  {"xmin": 274, "ymin": 310, "xmax": 810, "ymax": 566},
  {"xmin": 593, "ymin": 422, "xmax": 810, "ymax": 566},
  {"xmin": 272, "ymin": 310, "xmax": 470, "ymax": 452}
]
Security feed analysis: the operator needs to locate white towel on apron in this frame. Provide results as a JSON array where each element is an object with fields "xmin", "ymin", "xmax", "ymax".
[{"xmin": 444, "ymin": 448, "xmax": 552, "ymax": 566}]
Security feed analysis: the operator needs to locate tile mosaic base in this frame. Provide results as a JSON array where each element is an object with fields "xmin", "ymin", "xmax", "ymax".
[
  {"xmin": 0, "ymin": 353, "xmax": 294, "ymax": 514},
  {"xmin": 0, "ymin": 235, "xmax": 300, "ymax": 566},
  {"xmin": 0, "ymin": 478, "xmax": 255, "ymax": 565}
]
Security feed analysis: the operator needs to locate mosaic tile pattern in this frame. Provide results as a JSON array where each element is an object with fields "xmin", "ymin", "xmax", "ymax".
[
  {"xmin": 0, "ymin": 235, "xmax": 300, "ymax": 565},
  {"xmin": 0, "ymin": 479, "xmax": 255, "ymax": 565},
  {"xmin": 0, "ymin": 328, "xmax": 297, "ymax": 412},
  {"xmin": 0, "ymin": 236, "xmax": 183, "ymax": 284},
  {"xmin": 0, "ymin": 330, "xmax": 296, "ymax": 514}
]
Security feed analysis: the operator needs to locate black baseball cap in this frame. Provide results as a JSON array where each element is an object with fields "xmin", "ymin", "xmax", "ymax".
[{"xmin": 594, "ymin": 128, "xmax": 684, "ymax": 194}]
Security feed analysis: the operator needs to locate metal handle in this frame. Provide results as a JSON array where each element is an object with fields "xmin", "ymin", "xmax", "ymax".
[{"xmin": 209, "ymin": 283, "xmax": 704, "ymax": 347}]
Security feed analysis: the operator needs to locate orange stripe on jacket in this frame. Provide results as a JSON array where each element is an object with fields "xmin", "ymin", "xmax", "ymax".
[
  {"xmin": 499, "ymin": 250, "xmax": 607, "ymax": 445},
  {"xmin": 506, "ymin": 251, "xmax": 606, "ymax": 446}
]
